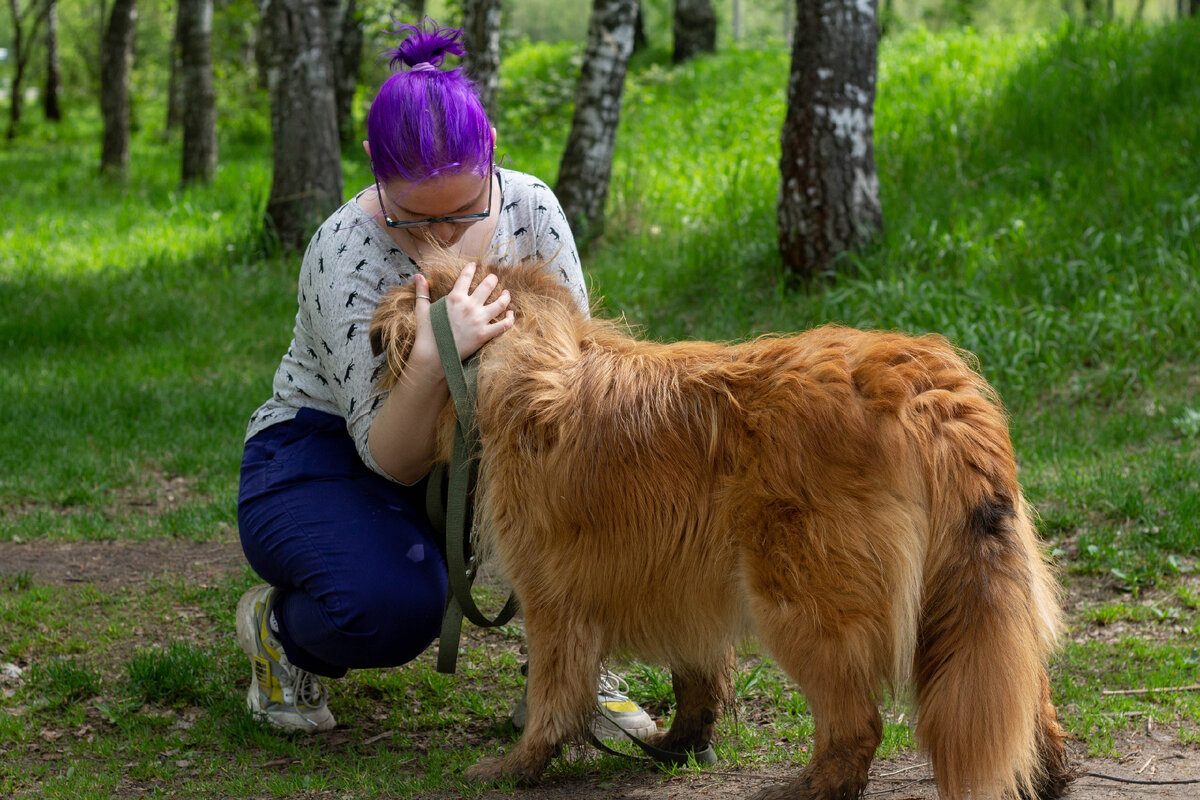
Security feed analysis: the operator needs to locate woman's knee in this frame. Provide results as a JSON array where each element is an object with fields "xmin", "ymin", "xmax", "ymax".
[{"xmin": 328, "ymin": 566, "xmax": 448, "ymax": 665}]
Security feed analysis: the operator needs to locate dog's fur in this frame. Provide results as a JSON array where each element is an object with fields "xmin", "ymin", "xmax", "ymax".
[{"xmin": 370, "ymin": 257, "xmax": 1072, "ymax": 800}]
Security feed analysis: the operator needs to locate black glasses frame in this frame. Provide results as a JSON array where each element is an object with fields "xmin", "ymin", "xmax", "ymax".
[{"xmin": 375, "ymin": 168, "xmax": 494, "ymax": 229}]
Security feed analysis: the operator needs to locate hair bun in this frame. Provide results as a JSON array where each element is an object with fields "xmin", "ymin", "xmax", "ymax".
[{"xmin": 385, "ymin": 19, "xmax": 467, "ymax": 73}]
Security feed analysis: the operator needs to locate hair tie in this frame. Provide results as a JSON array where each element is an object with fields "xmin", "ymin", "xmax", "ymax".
[{"xmin": 409, "ymin": 62, "xmax": 438, "ymax": 73}]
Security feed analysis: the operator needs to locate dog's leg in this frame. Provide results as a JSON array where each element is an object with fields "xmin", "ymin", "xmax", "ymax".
[
  {"xmin": 647, "ymin": 645, "xmax": 735, "ymax": 754},
  {"xmin": 465, "ymin": 606, "xmax": 599, "ymax": 785},
  {"xmin": 749, "ymin": 647, "xmax": 882, "ymax": 800},
  {"xmin": 744, "ymin": 517, "xmax": 888, "ymax": 800}
]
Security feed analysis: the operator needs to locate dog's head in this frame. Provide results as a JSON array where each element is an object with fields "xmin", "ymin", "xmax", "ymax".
[{"xmin": 369, "ymin": 251, "xmax": 586, "ymax": 391}]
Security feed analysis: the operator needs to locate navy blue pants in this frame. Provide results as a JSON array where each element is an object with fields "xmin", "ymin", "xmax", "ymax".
[{"xmin": 237, "ymin": 408, "xmax": 448, "ymax": 677}]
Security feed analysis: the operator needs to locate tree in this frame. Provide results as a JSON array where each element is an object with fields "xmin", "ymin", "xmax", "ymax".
[
  {"xmin": 44, "ymin": 0, "xmax": 62, "ymax": 121},
  {"xmin": 777, "ymin": 0, "xmax": 882, "ymax": 281},
  {"xmin": 333, "ymin": 0, "xmax": 363, "ymax": 144},
  {"xmin": 179, "ymin": 0, "xmax": 217, "ymax": 184},
  {"xmin": 260, "ymin": 0, "xmax": 343, "ymax": 251},
  {"xmin": 100, "ymin": 0, "xmax": 138, "ymax": 176},
  {"xmin": 318, "ymin": 0, "xmax": 363, "ymax": 145},
  {"xmin": 555, "ymin": 0, "xmax": 637, "ymax": 239},
  {"xmin": 5, "ymin": 0, "xmax": 53, "ymax": 138},
  {"xmin": 461, "ymin": 0, "xmax": 502, "ymax": 119},
  {"xmin": 673, "ymin": 0, "xmax": 716, "ymax": 63},
  {"xmin": 166, "ymin": 5, "xmax": 184, "ymax": 131}
]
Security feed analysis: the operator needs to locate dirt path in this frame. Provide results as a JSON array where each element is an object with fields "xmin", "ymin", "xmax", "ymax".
[{"xmin": 2, "ymin": 536, "xmax": 1198, "ymax": 798}]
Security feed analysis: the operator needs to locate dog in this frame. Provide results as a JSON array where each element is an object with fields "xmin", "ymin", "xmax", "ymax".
[{"xmin": 370, "ymin": 256, "xmax": 1072, "ymax": 800}]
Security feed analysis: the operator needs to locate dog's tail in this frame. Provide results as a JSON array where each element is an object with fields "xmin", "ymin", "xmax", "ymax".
[{"xmin": 910, "ymin": 386, "xmax": 1067, "ymax": 799}]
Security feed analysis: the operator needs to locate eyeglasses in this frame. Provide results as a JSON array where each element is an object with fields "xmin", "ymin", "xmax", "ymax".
[{"xmin": 375, "ymin": 169, "xmax": 493, "ymax": 229}]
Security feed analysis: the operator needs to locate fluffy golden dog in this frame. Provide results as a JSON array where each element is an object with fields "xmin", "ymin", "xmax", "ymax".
[{"xmin": 370, "ymin": 257, "xmax": 1071, "ymax": 800}]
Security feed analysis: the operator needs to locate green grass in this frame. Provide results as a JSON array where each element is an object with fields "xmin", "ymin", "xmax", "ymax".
[{"xmin": 1, "ymin": 18, "xmax": 1199, "ymax": 799}]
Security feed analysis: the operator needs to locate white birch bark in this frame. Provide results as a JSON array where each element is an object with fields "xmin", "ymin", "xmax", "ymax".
[
  {"xmin": 777, "ymin": 0, "xmax": 883, "ymax": 280},
  {"xmin": 555, "ymin": 0, "xmax": 637, "ymax": 238}
]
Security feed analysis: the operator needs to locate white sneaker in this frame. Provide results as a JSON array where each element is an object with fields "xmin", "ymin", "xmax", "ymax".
[
  {"xmin": 511, "ymin": 666, "xmax": 657, "ymax": 741},
  {"xmin": 592, "ymin": 668, "xmax": 658, "ymax": 740},
  {"xmin": 236, "ymin": 585, "xmax": 336, "ymax": 733}
]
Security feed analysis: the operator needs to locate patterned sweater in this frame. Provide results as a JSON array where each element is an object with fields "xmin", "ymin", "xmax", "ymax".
[{"xmin": 245, "ymin": 168, "xmax": 588, "ymax": 479}]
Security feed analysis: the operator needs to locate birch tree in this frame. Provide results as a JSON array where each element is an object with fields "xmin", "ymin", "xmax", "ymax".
[
  {"xmin": 461, "ymin": 0, "xmax": 502, "ymax": 119},
  {"xmin": 179, "ymin": 0, "xmax": 217, "ymax": 184},
  {"xmin": 777, "ymin": 0, "xmax": 882, "ymax": 280},
  {"xmin": 100, "ymin": 0, "xmax": 138, "ymax": 175},
  {"xmin": 555, "ymin": 0, "xmax": 637, "ymax": 238},
  {"xmin": 260, "ymin": 0, "xmax": 343, "ymax": 251}
]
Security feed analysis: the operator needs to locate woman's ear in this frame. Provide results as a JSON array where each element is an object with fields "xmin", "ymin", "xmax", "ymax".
[{"xmin": 362, "ymin": 140, "xmax": 372, "ymax": 160}]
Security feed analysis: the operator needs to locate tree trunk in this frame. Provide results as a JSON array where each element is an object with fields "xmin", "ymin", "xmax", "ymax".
[
  {"xmin": 318, "ymin": 0, "xmax": 361, "ymax": 144},
  {"xmin": 334, "ymin": 0, "xmax": 362, "ymax": 144},
  {"xmin": 100, "ymin": 0, "xmax": 138, "ymax": 176},
  {"xmin": 6, "ymin": 0, "xmax": 53, "ymax": 138},
  {"xmin": 44, "ymin": 0, "xmax": 62, "ymax": 121},
  {"xmin": 673, "ymin": 0, "xmax": 716, "ymax": 63},
  {"xmin": 6, "ymin": 0, "xmax": 28, "ymax": 139},
  {"xmin": 555, "ymin": 0, "xmax": 637, "ymax": 240},
  {"xmin": 260, "ymin": 0, "xmax": 343, "ymax": 252},
  {"xmin": 166, "ymin": 3, "xmax": 184, "ymax": 131},
  {"xmin": 180, "ymin": 0, "xmax": 217, "ymax": 184},
  {"xmin": 461, "ymin": 0, "xmax": 502, "ymax": 120},
  {"xmin": 777, "ymin": 0, "xmax": 882, "ymax": 281},
  {"xmin": 633, "ymin": 0, "xmax": 647, "ymax": 53}
]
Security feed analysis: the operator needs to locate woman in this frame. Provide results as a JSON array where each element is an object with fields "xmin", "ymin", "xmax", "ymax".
[{"xmin": 235, "ymin": 20, "xmax": 653, "ymax": 741}]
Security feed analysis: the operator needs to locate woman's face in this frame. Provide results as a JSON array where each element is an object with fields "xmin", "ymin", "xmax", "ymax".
[{"xmin": 376, "ymin": 169, "xmax": 493, "ymax": 248}]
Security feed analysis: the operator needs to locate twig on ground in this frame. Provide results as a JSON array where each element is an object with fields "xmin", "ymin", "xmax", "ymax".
[{"xmin": 1101, "ymin": 683, "xmax": 1200, "ymax": 696}]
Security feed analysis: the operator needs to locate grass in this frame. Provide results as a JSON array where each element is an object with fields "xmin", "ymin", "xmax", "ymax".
[{"xmin": 1, "ymin": 17, "xmax": 1199, "ymax": 799}]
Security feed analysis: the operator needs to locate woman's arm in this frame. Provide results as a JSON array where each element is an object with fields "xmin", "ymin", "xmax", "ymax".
[{"xmin": 367, "ymin": 265, "xmax": 512, "ymax": 484}]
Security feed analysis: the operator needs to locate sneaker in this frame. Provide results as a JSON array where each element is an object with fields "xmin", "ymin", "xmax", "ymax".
[
  {"xmin": 511, "ymin": 666, "xmax": 657, "ymax": 741},
  {"xmin": 592, "ymin": 668, "xmax": 657, "ymax": 741},
  {"xmin": 236, "ymin": 585, "xmax": 336, "ymax": 733}
]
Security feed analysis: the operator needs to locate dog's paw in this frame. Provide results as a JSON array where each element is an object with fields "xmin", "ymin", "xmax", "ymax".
[
  {"xmin": 464, "ymin": 756, "xmax": 507, "ymax": 784},
  {"xmin": 464, "ymin": 754, "xmax": 546, "ymax": 786}
]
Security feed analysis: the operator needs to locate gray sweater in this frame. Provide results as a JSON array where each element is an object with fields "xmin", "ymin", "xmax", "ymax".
[{"xmin": 245, "ymin": 168, "xmax": 588, "ymax": 479}]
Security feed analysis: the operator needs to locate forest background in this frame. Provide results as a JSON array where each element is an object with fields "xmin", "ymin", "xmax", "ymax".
[{"xmin": 1, "ymin": 0, "xmax": 1200, "ymax": 798}]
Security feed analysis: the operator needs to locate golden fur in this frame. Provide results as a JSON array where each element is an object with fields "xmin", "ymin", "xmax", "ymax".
[{"xmin": 370, "ymin": 257, "xmax": 1072, "ymax": 800}]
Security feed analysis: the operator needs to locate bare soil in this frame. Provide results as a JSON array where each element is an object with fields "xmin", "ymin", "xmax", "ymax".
[{"xmin": 2, "ymin": 535, "xmax": 1198, "ymax": 798}]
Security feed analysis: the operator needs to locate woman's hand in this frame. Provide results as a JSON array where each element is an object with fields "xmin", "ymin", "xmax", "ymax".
[{"xmin": 410, "ymin": 263, "xmax": 513, "ymax": 371}]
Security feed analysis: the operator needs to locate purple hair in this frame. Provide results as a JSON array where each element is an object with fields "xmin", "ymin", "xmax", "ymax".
[{"xmin": 367, "ymin": 20, "xmax": 494, "ymax": 184}]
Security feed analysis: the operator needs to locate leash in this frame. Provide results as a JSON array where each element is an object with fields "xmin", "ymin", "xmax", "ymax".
[
  {"xmin": 424, "ymin": 296, "xmax": 714, "ymax": 770},
  {"xmin": 588, "ymin": 707, "xmax": 718, "ymax": 768},
  {"xmin": 426, "ymin": 296, "xmax": 518, "ymax": 675}
]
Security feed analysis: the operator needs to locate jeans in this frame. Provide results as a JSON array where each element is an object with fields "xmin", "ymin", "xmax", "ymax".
[{"xmin": 237, "ymin": 408, "xmax": 448, "ymax": 677}]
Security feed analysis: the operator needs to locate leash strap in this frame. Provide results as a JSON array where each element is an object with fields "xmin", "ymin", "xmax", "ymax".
[
  {"xmin": 428, "ymin": 296, "xmax": 518, "ymax": 675},
  {"xmin": 588, "ymin": 704, "xmax": 718, "ymax": 767}
]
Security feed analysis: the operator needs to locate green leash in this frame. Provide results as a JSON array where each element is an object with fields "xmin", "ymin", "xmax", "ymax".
[
  {"xmin": 426, "ymin": 296, "xmax": 518, "ymax": 675},
  {"xmin": 424, "ymin": 295, "xmax": 715, "ymax": 769}
]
